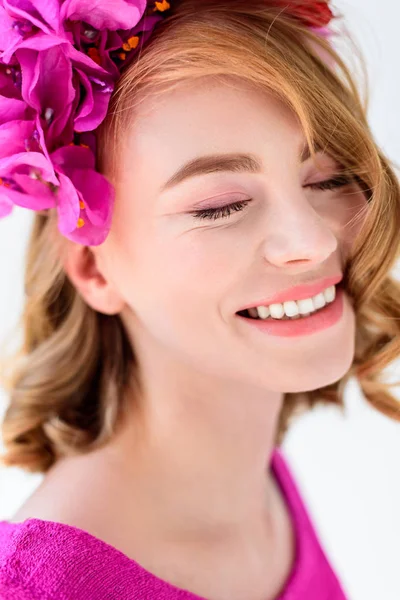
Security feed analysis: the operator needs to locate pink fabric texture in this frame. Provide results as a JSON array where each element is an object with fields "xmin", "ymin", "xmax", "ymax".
[{"xmin": 0, "ymin": 447, "xmax": 348, "ymax": 599}]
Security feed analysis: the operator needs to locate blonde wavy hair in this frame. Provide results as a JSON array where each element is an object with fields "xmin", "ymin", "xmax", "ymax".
[{"xmin": 1, "ymin": 0, "xmax": 400, "ymax": 474}]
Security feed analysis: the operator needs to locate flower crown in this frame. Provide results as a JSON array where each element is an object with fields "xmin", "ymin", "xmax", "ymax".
[{"xmin": 0, "ymin": 1, "xmax": 335, "ymax": 246}]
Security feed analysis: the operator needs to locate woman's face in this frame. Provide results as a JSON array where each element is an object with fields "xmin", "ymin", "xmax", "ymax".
[{"xmin": 94, "ymin": 78, "xmax": 367, "ymax": 394}]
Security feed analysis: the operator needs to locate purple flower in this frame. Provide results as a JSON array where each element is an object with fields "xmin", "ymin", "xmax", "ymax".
[
  {"xmin": 6, "ymin": 0, "xmax": 61, "ymax": 32},
  {"xmin": 50, "ymin": 144, "xmax": 115, "ymax": 245},
  {"xmin": 0, "ymin": 119, "xmax": 58, "ymax": 217},
  {"xmin": 2, "ymin": 34, "xmax": 116, "ymax": 146},
  {"xmin": 0, "ymin": 0, "xmax": 171, "ymax": 245},
  {"xmin": 0, "ymin": 119, "xmax": 114, "ymax": 244},
  {"xmin": 0, "ymin": 0, "xmax": 63, "ymax": 61},
  {"xmin": 17, "ymin": 40, "xmax": 76, "ymax": 148},
  {"xmin": 0, "ymin": 118, "xmax": 33, "ymax": 155},
  {"xmin": 60, "ymin": 0, "xmax": 147, "ymax": 32}
]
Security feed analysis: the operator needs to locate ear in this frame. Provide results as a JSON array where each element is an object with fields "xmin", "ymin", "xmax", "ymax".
[{"xmin": 62, "ymin": 243, "xmax": 125, "ymax": 315}]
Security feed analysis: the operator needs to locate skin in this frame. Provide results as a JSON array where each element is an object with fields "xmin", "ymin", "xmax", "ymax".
[{"xmin": 13, "ymin": 77, "xmax": 367, "ymax": 600}]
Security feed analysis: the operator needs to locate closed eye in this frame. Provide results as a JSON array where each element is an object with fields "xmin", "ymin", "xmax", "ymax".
[
  {"xmin": 308, "ymin": 174, "xmax": 354, "ymax": 191},
  {"xmin": 190, "ymin": 174, "xmax": 355, "ymax": 221}
]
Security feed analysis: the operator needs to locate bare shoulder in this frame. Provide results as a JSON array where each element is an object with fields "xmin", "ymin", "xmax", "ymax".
[{"xmin": 10, "ymin": 452, "xmax": 114, "ymax": 531}]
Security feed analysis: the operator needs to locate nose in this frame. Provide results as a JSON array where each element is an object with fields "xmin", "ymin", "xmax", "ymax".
[{"xmin": 260, "ymin": 195, "xmax": 338, "ymax": 268}]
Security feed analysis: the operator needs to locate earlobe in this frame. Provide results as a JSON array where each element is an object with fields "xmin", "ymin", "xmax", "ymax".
[{"xmin": 62, "ymin": 244, "xmax": 125, "ymax": 316}]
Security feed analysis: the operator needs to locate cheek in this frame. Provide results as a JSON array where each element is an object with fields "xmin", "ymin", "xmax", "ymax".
[
  {"xmin": 155, "ymin": 230, "xmax": 238, "ymax": 315},
  {"xmin": 116, "ymin": 223, "xmax": 239, "ymax": 334},
  {"xmin": 312, "ymin": 189, "xmax": 369, "ymax": 238},
  {"xmin": 116, "ymin": 229, "xmax": 243, "ymax": 372}
]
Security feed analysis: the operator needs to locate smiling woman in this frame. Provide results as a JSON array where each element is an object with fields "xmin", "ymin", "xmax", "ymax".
[{"xmin": 0, "ymin": 1, "xmax": 400, "ymax": 600}]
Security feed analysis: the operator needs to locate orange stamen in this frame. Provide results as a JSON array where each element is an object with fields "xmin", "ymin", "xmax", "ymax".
[
  {"xmin": 79, "ymin": 200, "xmax": 85, "ymax": 209},
  {"xmin": 118, "ymin": 52, "xmax": 126, "ymax": 60},
  {"xmin": 128, "ymin": 36, "xmax": 139, "ymax": 48},
  {"xmin": 155, "ymin": 0, "xmax": 170, "ymax": 11},
  {"xmin": 77, "ymin": 218, "xmax": 85, "ymax": 228},
  {"xmin": 122, "ymin": 36, "xmax": 139, "ymax": 51}
]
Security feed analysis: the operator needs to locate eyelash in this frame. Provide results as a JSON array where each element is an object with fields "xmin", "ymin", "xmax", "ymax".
[{"xmin": 190, "ymin": 175, "xmax": 354, "ymax": 221}]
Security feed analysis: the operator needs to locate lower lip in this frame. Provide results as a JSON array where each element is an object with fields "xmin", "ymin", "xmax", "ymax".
[{"xmin": 236, "ymin": 285, "xmax": 344, "ymax": 337}]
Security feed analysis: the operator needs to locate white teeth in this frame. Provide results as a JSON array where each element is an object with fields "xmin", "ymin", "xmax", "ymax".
[
  {"xmin": 269, "ymin": 303, "xmax": 285, "ymax": 319},
  {"xmin": 323, "ymin": 285, "xmax": 336, "ymax": 303},
  {"xmin": 295, "ymin": 297, "xmax": 316, "ymax": 314},
  {"xmin": 282, "ymin": 300, "xmax": 301, "ymax": 317},
  {"xmin": 312, "ymin": 292, "xmax": 327, "ymax": 310},
  {"xmin": 257, "ymin": 305, "xmax": 270, "ymax": 319},
  {"xmin": 254, "ymin": 285, "xmax": 337, "ymax": 320}
]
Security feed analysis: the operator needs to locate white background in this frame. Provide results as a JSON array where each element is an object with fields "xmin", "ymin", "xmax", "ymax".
[{"xmin": 0, "ymin": 2, "xmax": 399, "ymax": 599}]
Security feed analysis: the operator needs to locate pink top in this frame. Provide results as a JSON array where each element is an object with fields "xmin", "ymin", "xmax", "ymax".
[{"xmin": 0, "ymin": 447, "xmax": 348, "ymax": 599}]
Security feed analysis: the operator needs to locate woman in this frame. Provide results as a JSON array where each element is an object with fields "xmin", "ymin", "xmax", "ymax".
[{"xmin": 0, "ymin": 1, "xmax": 399, "ymax": 599}]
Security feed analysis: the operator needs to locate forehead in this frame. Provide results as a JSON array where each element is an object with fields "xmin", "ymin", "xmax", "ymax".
[{"xmin": 123, "ymin": 78, "xmax": 304, "ymax": 165}]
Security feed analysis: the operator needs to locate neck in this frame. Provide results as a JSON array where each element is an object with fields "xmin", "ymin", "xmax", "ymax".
[{"xmin": 104, "ymin": 353, "xmax": 284, "ymax": 542}]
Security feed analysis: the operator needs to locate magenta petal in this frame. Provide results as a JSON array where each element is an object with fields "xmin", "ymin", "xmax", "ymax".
[
  {"xmin": 50, "ymin": 145, "xmax": 114, "ymax": 245},
  {"xmin": 18, "ymin": 49, "xmax": 41, "ymax": 111},
  {"xmin": 4, "ymin": 0, "xmax": 57, "ymax": 34},
  {"xmin": 0, "ymin": 180, "xmax": 56, "ymax": 210},
  {"xmin": 18, "ymin": 42, "xmax": 74, "ymax": 110},
  {"xmin": 0, "ymin": 97, "xmax": 30, "ymax": 124},
  {"xmin": 54, "ymin": 170, "xmax": 80, "ymax": 235},
  {"xmin": 53, "ymin": 170, "xmax": 114, "ymax": 246},
  {"xmin": 31, "ymin": 0, "xmax": 61, "ymax": 33},
  {"xmin": 0, "ymin": 148, "xmax": 58, "ymax": 212},
  {"xmin": 9, "ymin": 0, "xmax": 62, "ymax": 34},
  {"xmin": 63, "ymin": 213, "xmax": 111, "ymax": 246},
  {"xmin": 73, "ymin": 69, "xmax": 94, "ymax": 124},
  {"xmin": 12, "ymin": 172, "xmax": 56, "ymax": 201},
  {"xmin": 0, "ymin": 6, "xmax": 20, "ymax": 52},
  {"xmin": 17, "ymin": 32, "xmax": 68, "ymax": 52},
  {"xmin": 0, "ymin": 20, "xmax": 67, "ymax": 64},
  {"xmin": 0, "ymin": 120, "xmax": 37, "ymax": 158},
  {"xmin": 14, "ymin": 42, "xmax": 78, "ymax": 151},
  {"xmin": 74, "ymin": 68, "xmax": 112, "ymax": 132},
  {"xmin": 0, "ymin": 151, "xmax": 58, "ymax": 185},
  {"xmin": 51, "ymin": 144, "xmax": 95, "ymax": 171},
  {"xmin": 70, "ymin": 168, "xmax": 114, "ymax": 228},
  {"xmin": 60, "ymin": 0, "xmax": 147, "ymax": 32},
  {"xmin": 51, "ymin": 144, "xmax": 113, "ymax": 227}
]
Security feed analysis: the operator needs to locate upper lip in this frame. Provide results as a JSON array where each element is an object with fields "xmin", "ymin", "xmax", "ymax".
[{"xmin": 238, "ymin": 274, "xmax": 343, "ymax": 311}]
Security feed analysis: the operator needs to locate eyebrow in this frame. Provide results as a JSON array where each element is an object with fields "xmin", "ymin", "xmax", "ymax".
[{"xmin": 160, "ymin": 140, "xmax": 318, "ymax": 192}]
